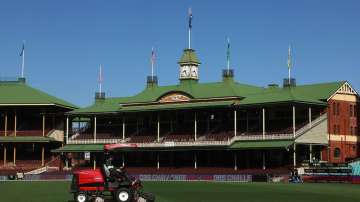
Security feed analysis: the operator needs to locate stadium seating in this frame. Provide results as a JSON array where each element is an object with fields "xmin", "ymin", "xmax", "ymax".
[
  {"xmin": 163, "ymin": 133, "xmax": 194, "ymax": 142},
  {"xmin": 129, "ymin": 135, "xmax": 156, "ymax": 143},
  {"xmin": 202, "ymin": 131, "xmax": 233, "ymax": 141}
]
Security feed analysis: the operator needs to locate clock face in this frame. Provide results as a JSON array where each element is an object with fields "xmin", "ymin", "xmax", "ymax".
[
  {"xmin": 190, "ymin": 67, "xmax": 198, "ymax": 78},
  {"xmin": 180, "ymin": 65, "xmax": 198, "ymax": 79},
  {"xmin": 180, "ymin": 66, "xmax": 190, "ymax": 78}
]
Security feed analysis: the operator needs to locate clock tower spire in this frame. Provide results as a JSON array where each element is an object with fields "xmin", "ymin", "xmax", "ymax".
[{"xmin": 178, "ymin": 8, "xmax": 201, "ymax": 82}]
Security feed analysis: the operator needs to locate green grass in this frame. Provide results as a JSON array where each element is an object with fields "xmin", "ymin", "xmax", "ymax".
[{"xmin": 0, "ymin": 181, "xmax": 359, "ymax": 202}]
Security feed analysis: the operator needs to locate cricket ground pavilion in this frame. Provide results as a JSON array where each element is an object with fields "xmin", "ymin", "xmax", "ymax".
[
  {"xmin": 0, "ymin": 77, "xmax": 77, "ymax": 172},
  {"xmin": 56, "ymin": 48, "xmax": 360, "ymax": 172}
]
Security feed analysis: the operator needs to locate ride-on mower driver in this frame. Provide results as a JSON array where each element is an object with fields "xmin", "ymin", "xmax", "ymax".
[{"xmin": 103, "ymin": 153, "xmax": 131, "ymax": 184}]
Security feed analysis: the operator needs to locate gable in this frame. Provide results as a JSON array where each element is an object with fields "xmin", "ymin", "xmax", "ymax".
[{"xmin": 328, "ymin": 82, "xmax": 358, "ymax": 102}]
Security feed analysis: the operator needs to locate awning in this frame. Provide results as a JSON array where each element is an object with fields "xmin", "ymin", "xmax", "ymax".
[
  {"xmin": 120, "ymin": 100, "xmax": 235, "ymax": 112},
  {"xmin": 229, "ymin": 140, "xmax": 293, "ymax": 149},
  {"xmin": 0, "ymin": 136, "xmax": 59, "ymax": 143},
  {"xmin": 52, "ymin": 144, "xmax": 104, "ymax": 153}
]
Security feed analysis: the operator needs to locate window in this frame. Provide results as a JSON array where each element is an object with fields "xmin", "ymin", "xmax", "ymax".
[
  {"xmin": 354, "ymin": 105, "xmax": 357, "ymax": 117},
  {"xmin": 333, "ymin": 125, "xmax": 337, "ymax": 134},
  {"xmin": 334, "ymin": 148, "xmax": 341, "ymax": 158},
  {"xmin": 350, "ymin": 105, "xmax": 353, "ymax": 117},
  {"xmin": 350, "ymin": 126, "xmax": 354, "ymax": 135},
  {"xmin": 333, "ymin": 102, "xmax": 336, "ymax": 116},
  {"xmin": 337, "ymin": 103, "xmax": 340, "ymax": 115}
]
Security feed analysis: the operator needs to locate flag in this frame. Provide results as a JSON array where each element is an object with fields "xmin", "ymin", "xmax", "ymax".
[
  {"xmin": 151, "ymin": 47, "xmax": 156, "ymax": 65},
  {"xmin": 287, "ymin": 45, "xmax": 292, "ymax": 69},
  {"xmin": 19, "ymin": 43, "xmax": 25, "ymax": 56},
  {"xmin": 227, "ymin": 37, "xmax": 230, "ymax": 63},
  {"xmin": 188, "ymin": 7, "xmax": 193, "ymax": 29}
]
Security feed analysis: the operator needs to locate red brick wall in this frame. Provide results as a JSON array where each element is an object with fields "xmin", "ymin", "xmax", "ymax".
[{"xmin": 327, "ymin": 98, "xmax": 359, "ymax": 163}]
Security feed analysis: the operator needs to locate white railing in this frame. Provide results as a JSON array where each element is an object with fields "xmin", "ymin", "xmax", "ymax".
[
  {"xmin": 137, "ymin": 140, "xmax": 230, "ymax": 148},
  {"xmin": 232, "ymin": 133, "xmax": 293, "ymax": 141},
  {"xmin": 68, "ymin": 139, "xmax": 123, "ymax": 144}
]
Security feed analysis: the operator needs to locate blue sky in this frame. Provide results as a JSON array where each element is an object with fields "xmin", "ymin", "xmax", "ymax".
[{"xmin": 0, "ymin": 0, "xmax": 359, "ymax": 107}]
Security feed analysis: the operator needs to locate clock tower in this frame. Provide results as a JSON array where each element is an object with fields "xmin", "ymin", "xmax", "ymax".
[{"xmin": 178, "ymin": 49, "xmax": 201, "ymax": 81}]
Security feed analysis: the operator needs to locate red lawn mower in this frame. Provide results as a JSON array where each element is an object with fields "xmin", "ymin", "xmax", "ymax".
[{"xmin": 70, "ymin": 144, "xmax": 155, "ymax": 202}]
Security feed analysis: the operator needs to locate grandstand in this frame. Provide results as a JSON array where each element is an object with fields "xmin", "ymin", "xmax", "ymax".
[
  {"xmin": 52, "ymin": 47, "xmax": 360, "ymax": 175},
  {"xmin": 0, "ymin": 77, "xmax": 77, "ymax": 174}
]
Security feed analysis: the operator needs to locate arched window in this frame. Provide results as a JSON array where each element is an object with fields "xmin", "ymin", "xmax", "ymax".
[{"xmin": 334, "ymin": 148, "xmax": 341, "ymax": 158}]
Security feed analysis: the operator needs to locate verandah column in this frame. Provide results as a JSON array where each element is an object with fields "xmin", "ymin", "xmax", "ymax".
[
  {"xmin": 262, "ymin": 108, "xmax": 265, "ymax": 139},
  {"xmin": 157, "ymin": 113, "xmax": 160, "ymax": 142},
  {"xmin": 308, "ymin": 107, "xmax": 312, "ymax": 128},
  {"xmin": 309, "ymin": 144, "xmax": 313, "ymax": 163},
  {"xmin": 41, "ymin": 146, "xmax": 45, "ymax": 166},
  {"xmin": 156, "ymin": 152, "xmax": 160, "ymax": 169},
  {"xmin": 3, "ymin": 112, "xmax": 7, "ymax": 166},
  {"xmin": 262, "ymin": 151, "xmax": 266, "ymax": 170},
  {"xmin": 42, "ymin": 113, "xmax": 46, "ymax": 136},
  {"xmin": 234, "ymin": 152, "xmax": 238, "ymax": 170},
  {"xmin": 93, "ymin": 154, "xmax": 96, "ymax": 170},
  {"xmin": 4, "ymin": 112, "xmax": 7, "ymax": 136},
  {"xmin": 292, "ymin": 105, "xmax": 296, "ymax": 137},
  {"xmin": 14, "ymin": 111, "xmax": 17, "ymax": 137},
  {"xmin": 66, "ymin": 117, "xmax": 69, "ymax": 143},
  {"xmin": 293, "ymin": 144, "xmax": 296, "ymax": 167},
  {"xmin": 93, "ymin": 116, "xmax": 97, "ymax": 143},
  {"xmin": 13, "ymin": 144, "xmax": 16, "ymax": 166},
  {"xmin": 194, "ymin": 112, "xmax": 197, "ymax": 141},
  {"xmin": 234, "ymin": 110, "xmax": 237, "ymax": 137},
  {"xmin": 194, "ymin": 152, "xmax": 197, "ymax": 169},
  {"xmin": 3, "ymin": 145, "xmax": 6, "ymax": 166},
  {"xmin": 42, "ymin": 114, "xmax": 46, "ymax": 166},
  {"xmin": 122, "ymin": 116, "xmax": 126, "ymax": 141},
  {"xmin": 13, "ymin": 111, "xmax": 17, "ymax": 165}
]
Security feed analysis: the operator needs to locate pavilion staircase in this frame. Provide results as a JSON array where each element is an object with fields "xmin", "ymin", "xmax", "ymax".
[
  {"xmin": 24, "ymin": 157, "xmax": 60, "ymax": 175},
  {"xmin": 294, "ymin": 113, "xmax": 327, "ymax": 138}
]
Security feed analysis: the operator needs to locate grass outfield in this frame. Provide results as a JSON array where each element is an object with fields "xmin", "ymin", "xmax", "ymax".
[{"xmin": 0, "ymin": 181, "xmax": 359, "ymax": 202}]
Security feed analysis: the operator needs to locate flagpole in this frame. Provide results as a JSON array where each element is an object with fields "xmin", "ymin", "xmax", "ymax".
[
  {"xmin": 21, "ymin": 41, "xmax": 25, "ymax": 78},
  {"xmin": 288, "ymin": 44, "xmax": 291, "ymax": 81},
  {"xmin": 99, "ymin": 64, "xmax": 102, "ymax": 94},
  {"xmin": 151, "ymin": 47, "xmax": 154, "ymax": 79},
  {"xmin": 227, "ymin": 37, "xmax": 230, "ymax": 74},
  {"xmin": 188, "ymin": 7, "xmax": 192, "ymax": 49},
  {"xmin": 188, "ymin": 28, "xmax": 191, "ymax": 49},
  {"xmin": 21, "ymin": 49, "xmax": 25, "ymax": 78}
]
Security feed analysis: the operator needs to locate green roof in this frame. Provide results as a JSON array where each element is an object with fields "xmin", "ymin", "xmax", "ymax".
[
  {"xmin": 178, "ymin": 49, "xmax": 200, "ymax": 65},
  {"xmin": 230, "ymin": 140, "xmax": 293, "ymax": 149},
  {"xmin": 69, "ymin": 79, "xmax": 348, "ymax": 115},
  {"xmin": 70, "ymin": 80, "xmax": 263, "ymax": 114},
  {"xmin": 52, "ymin": 144, "xmax": 104, "ymax": 152},
  {"xmin": 0, "ymin": 80, "xmax": 77, "ymax": 109},
  {"xmin": 0, "ymin": 136, "xmax": 59, "ymax": 143}
]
